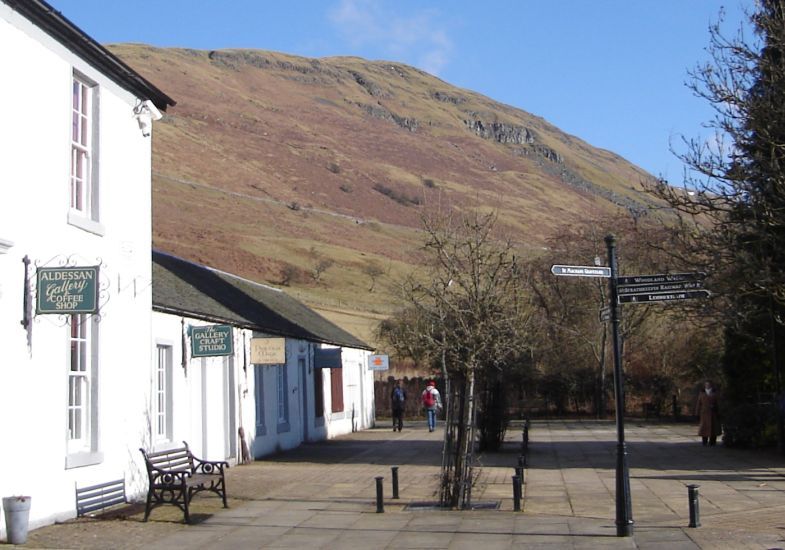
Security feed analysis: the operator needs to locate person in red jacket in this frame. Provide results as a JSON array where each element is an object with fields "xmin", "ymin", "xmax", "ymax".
[{"xmin": 421, "ymin": 380, "xmax": 442, "ymax": 432}]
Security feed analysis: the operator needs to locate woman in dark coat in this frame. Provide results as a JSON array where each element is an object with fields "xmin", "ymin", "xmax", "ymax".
[{"xmin": 695, "ymin": 381, "xmax": 721, "ymax": 446}]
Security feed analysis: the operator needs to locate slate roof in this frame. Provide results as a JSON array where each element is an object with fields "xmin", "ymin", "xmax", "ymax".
[
  {"xmin": 153, "ymin": 250, "xmax": 372, "ymax": 350},
  {"xmin": 3, "ymin": 0, "xmax": 175, "ymax": 111}
]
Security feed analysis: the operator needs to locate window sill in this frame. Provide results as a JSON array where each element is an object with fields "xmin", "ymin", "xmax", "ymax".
[
  {"xmin": 68, "ymin": 211, "xmax": 105, "ymax": 237},
  {"xmin": 65, "ymin": 451, "xmax": 104, "ymax": 469}
]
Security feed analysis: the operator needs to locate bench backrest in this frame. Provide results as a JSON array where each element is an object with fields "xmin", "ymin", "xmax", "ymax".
[{"xmin": 141, "ymin": 445, "xmax": 194, "ymax": 473}]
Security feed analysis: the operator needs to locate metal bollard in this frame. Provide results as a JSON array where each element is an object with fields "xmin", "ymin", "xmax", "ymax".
[
  {"xmin": 512, "ymin": 475, "xmax": 521, "ymax": 511},
  {"xmin": 517, "ymin": 455, "xmax": 526, "ymax": 484},
  {"xmin": 391, "ymin": 466, "xmax": 399, "ymax": 499},
  {"xmin": 516, "ymin": 464, "xmax": 525, "ymax": 485},
  {"xmin": 375, "ymin": 476, "xmax": 384, "ymax": 513},
  {"xmin": 687, "ymin": 484, "xmax": 700, "ymax": 527}
]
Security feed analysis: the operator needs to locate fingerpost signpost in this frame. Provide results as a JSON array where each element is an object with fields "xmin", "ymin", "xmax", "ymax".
[{"xmin": 551, "ymin": 236, "xmax": 710, "ymax": 537}]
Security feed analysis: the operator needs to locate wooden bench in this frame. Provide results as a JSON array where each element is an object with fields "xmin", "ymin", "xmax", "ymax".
[
  {"xmin": 75, "ymin": 478, "xmax": 126, "ymax": 517},
  {"xmin": 139, "ymin": 442, "xmax": 228, "ymax": 523}
]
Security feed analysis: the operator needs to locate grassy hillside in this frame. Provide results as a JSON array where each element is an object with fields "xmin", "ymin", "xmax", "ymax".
[{"xmin": 110, "ymin": 44, "xmax": 661, "ymax": 346}]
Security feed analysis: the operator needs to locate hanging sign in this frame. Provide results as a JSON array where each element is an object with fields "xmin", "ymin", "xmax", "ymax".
[
  {"xmin": 251, "ymin": 337, "xmax": 286, "ymax": 364},
  {"xmin": 190, "ymin": 324, "xmax": 233, "ymax": 357},
  {"xmin": 368, "ymin": 354, "xmax": 389, "ymax": 371},
  {"xmin": 315, "ymin": 348, "xmax": 342, "ymax": 369},
  {"xmin": 36, "ymin": 266, "xmax": 99, "ymax": 314}
]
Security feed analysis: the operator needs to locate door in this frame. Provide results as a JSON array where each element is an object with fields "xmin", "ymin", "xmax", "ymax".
[{"xmin": 200, "ymin": 356, "xmax": 236, "ymax": 461}]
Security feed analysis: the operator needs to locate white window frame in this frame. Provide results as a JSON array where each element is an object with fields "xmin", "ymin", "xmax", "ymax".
[
  {"xmin": 154, "ymin": 343, "xmax": 174, "ymax": 443},
  {"xmin": 66, "ymin": 314, "xmax": 102, "ymax": 468},
  {"xmin": 68, "ymin": 72, "xmax": 104, "ymax": 235}
]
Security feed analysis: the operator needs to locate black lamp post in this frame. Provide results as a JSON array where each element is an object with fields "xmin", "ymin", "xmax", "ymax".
[{"xmin": 605, "ymin": 234, "xmax": 634, "ymax": 537}]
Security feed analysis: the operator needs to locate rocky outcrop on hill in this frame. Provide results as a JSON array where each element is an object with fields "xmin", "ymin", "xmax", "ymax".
[
  {"xmin": 464, "ymin": 119, "xmax": 535, "ymax": 145},
  {"xmin": 107, "ymin": 43, "xmax": 657, "ymax": 341}
]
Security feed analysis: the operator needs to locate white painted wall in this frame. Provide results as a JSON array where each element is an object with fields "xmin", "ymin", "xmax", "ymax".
[
  {"xmin": 314, "ymin": 346, "xmax": 376, "ymax": 439},
  {"xmin": 151, "ymin": 315, "xmax": 375, "ymax": 467},
  {"xmin": 0, "ymin": 4, "xmax": 156, "ymax": 535},
  {"xmin": 150, "ymin": 313, "xmax": 241, "ymax": 465}
]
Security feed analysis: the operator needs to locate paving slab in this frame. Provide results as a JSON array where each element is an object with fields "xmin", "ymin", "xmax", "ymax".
[{"xmin": 21, "ymin": 419, "xmax": 785, "ymax": 549}]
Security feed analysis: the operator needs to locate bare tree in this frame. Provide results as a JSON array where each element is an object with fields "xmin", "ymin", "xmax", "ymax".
[
  {"xmin": 279, "ymin": 264, "xmax": 299, "ymax": 286},
  {"xmin": 526, "ymin": 217, "xmax": 657, "ymax": 414},
  {"xmin": 379, "ymin": 210, "xmax": 532, "ymax": 508},
  {"xmin": 309, "ymin": 246, "xmax": 334, "ymax": 282},
  {"xmin": 362, "ymin": 260, "xmax": 385, "ymax": 292}
]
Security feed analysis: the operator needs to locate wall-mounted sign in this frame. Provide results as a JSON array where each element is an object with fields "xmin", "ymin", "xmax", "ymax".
[
  {"xmin": 36, "ymin": 266, "xmax": 99, "ymax": 314},
  {"xmin": 315, "ymin": 347, "xmax": 342, "ymax": 369},
  {"xmin": 190, "ymin": 324, "xmax": 233, "ymax": 357},
  {"xmin": 251, "ymin": 337, "xmax": 286, "ymax": 364},
  {"xmin": 368, "ymin": 354, "xmax": 389, "ymax": 371}
]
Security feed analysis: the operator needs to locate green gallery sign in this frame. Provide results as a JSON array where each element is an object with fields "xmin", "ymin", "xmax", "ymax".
[
  {"xmin": 36, "ymin": 266, "xmax": 99, "ymax": 314},
  {"xmin": 190, "ymin": 324, "xmax": 233, "ymax": 357}
]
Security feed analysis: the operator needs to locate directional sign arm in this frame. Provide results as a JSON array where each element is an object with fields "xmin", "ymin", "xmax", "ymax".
[
  {"xmin": 618, "ymin": 290, "xmax": 711, "ymax": 304},
  {"xmin": 551, "ymin": 265, "xmax": 611, "ymax": 278}
]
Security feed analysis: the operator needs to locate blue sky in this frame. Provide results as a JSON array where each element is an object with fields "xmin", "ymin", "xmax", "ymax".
[{"xmin": 50, "ymin": 0, "xmax": 751, "ymax": 181}]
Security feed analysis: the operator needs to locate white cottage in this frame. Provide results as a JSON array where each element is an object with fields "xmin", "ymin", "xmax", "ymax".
[
  {"xmin": 0, "ymin": 0, "xmax": 174, "ymax": 536},
  {"xmin": 151, "ymin": 251, "xmax": 376, "ymax": 464}
]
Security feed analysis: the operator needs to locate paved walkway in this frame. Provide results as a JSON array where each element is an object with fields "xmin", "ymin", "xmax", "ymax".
[{"xmin": 21, "ymin": 420, "xmax": 785, "ymax": 549}]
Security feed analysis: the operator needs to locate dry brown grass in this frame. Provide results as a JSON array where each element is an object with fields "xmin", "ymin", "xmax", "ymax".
[{"xmin": 113, "ymin": 44, "xmax": 664, "ymax": 346}]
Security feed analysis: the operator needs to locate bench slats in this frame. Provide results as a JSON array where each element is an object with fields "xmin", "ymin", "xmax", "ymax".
[{"xmin": 76, "ymin": 478, "xmax": 126, "ymax": 517}]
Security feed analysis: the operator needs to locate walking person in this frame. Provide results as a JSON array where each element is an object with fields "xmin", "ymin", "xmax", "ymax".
[
  {"xmin": 695, "ymin": 381, "xmax": 721, "ymax": 446},
  {"xmin": 391, "ymin": 379, "xmax": 406, "ymax": 432},
  {"xmin": 422, "ymin": 380, "xmax": 442, "ymax": 432}
]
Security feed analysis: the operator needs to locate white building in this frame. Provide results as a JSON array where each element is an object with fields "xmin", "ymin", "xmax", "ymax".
[
  {"xmin": 0, "ymin": 0, "xmax": 174, "ymax": 536},
  {"xmin": 151, "ymin": 251, "xmax": 376, "ymax": 463},
  {"xmin": 0, "ymin": 0, "xmax": 377, "ymax": 537}
]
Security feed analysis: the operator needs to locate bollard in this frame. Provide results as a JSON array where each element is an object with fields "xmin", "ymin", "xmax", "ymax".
[
  {"xmin": 391, "ymin": 466, "xmax": 399, "ymax": 499},
  {"xmin": 375, "ymin": 476, "xmax": 384, "ymax": 513},
  {"xmin": 518, "ymin": 455, "xmax": 526, "ymax": 484},
  {"xmin": 687, "ymin": 484, "xmax": 700, "ymax": 527},
  {"xmin": 512, "ymin": 475, "xmax": 521, "ymax": 511},
  {"xmin": 516, "ymin": 464, "xmax": 525, "ymax": 485}
]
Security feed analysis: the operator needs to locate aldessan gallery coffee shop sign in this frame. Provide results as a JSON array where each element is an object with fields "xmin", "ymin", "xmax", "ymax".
[{"xmin": 36, "ymin": 266, "xmax": 99, "ymax": 314}]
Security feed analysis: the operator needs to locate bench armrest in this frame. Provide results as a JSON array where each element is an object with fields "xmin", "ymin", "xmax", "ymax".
[
  {"xmin": 192, "ymin": 456, "xmax": 229, "ymax": 475},
  {"xmin": 148, "ymin": 467, "xmax": 190, "ymax": 486}
]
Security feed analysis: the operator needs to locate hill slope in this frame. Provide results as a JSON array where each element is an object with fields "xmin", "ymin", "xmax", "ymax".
[{"xmin": 110, "ymin": 45, "xmax": 659, "ymax": 344}]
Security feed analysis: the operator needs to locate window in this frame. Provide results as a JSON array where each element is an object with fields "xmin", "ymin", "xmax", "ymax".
[
  {"xmin": 154, "ymin": 344, "xmax": 173, "ymax": 442},
  {"xmin": 69, "ymin": 73, "xmax": 102, "ymax": 232},
  {"xmin": 330, "ymin": 368, "xmax": 344, "ymax": 413},
  {"xmin": 67, "ymin": 314, "xmax": 100, "ymax": 467},
  {"xmin": 276, "ymin": 364, "xmax": 289, "ymax": 432},
  {"xmin": 314, "ymin": 368, "xmax": 324, "ymax": 419},
  {"xmin": 254, "ymin": 365, "xmax": 266, "ymax": 436}
]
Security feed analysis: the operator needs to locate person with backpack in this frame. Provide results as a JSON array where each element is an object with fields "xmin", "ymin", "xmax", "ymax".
[
  {"xmin": 390, "ymin": 379, "xmax": 407, "ymax": 432},
  {"xmin": 422, "ymin": 380, "xmax": 442, "ymax": 432}
]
